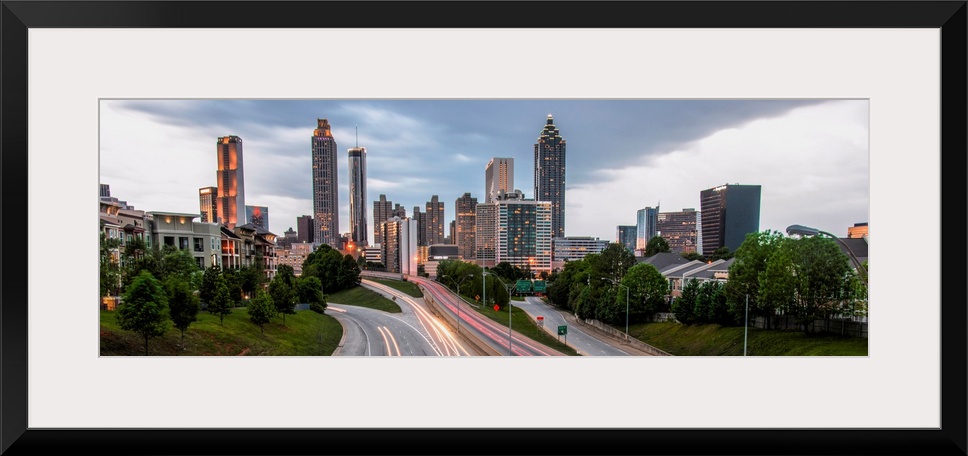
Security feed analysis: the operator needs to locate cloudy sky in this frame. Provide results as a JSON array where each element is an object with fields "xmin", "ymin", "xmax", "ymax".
[{"xmin": 99, "ymin": 99, "xmax": 868, "ymax": 244}]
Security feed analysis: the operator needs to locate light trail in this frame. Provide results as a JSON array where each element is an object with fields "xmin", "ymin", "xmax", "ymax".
[{"xmin": 362, "ymin": 279, "xmax": 471, "ymax": 356}]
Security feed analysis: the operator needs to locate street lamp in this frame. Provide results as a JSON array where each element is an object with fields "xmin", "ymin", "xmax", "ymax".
[
  {"xmin": 786, "ymin": 224, "xmax": 867, "ymax": 287},
  {"xmin": 603, "ymin": 277, "xmax": 630, "ymax": 341},
  {"xmin": 492, "ymin": 275, "xmax": 516, "ymax": 356},
  {"xmin": 444, "ymin": 274, "xmax": 474, "ymax": 334}
]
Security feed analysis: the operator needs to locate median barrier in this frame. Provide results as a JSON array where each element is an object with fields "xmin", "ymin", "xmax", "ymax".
[{"xmin": 419, "ymin": 285, "xmax": 502, "ymax": 357}]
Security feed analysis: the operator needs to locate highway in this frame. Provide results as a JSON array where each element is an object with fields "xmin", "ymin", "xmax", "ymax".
[
  {"xmin": 516, "ymin": 296, "xmax": 636, "ymax": 356},
  {"xmin": 407, "ymin": 275, "xmax": 566, "ymax": 356}
]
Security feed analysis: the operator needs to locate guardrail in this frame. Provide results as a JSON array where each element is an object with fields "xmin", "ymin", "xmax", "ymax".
[{"xmin": 418, "ymin": 284, "xmax": 502, "ymax": 356}]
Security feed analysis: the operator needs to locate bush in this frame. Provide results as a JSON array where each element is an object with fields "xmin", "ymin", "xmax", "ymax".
[{"xmin": 310, "ymin": 302, "xmax": 327, "ymax": 314}]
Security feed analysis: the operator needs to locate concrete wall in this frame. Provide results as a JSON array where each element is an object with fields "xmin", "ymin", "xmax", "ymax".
[{"xmin": 574, "ymin": 318, "xmax": 672, "ymax": 356}]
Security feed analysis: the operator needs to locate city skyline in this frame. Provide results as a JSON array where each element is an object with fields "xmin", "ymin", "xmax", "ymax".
[{"xmin": 99, "ymin": 99, "xmax": 869, "ymax": 244}]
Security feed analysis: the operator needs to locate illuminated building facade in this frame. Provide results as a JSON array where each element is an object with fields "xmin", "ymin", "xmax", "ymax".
[
  {"xmin": 700, "ymin": 183, "xmax": 761, "ymax": 255},
  {"xmin": 476, "ymin": 190, "xmax": 551, "ymax": 273},
  {"xmin": 455, "ymin": 192, "xmax": 478, "ymax": 260},
  {"xmin": 380, "ymin": 217, "xmax": 418, "ymax": 275},
  {"xmin": 199, "ymin": 186, "xmax": 218, "ymax": 223},
  {"xmin": 245, "ymin": 205, "xmax": 269, "ymax": 232},
  {"xmin": 636, "ymin": 206, "xmax": 660, "ymax": 251},
  {"xmin": 425, "ymin": 195, "xmax": 445, "ymax": 246},
  {"xmin": 373, "ymin": 194, "xmax": 393, "ymax": 246},
  {"xmin": 312, "ymin": 119, "xmax": 340, "ymax": 248},
  {"xmin": 485, "ymin": 157, "xmax": 514, "ymax": 203},
  {"xmin": 616, "ymin": 225, "xmax": 637, "ymax": 254},
  {"xmin": 348, "ymin": 147, "xmax": 368, "ymax": 246},
  {"xmin": 657, "ymin": 208, "xmax": 701, "ymax": 254},
  {"xmin": 534, "ymin": 114, "xmax": 566, "ymax": 238},
  {"xmin": 216, "ymin": 135, "xmax": 246, "ymax": 229}
]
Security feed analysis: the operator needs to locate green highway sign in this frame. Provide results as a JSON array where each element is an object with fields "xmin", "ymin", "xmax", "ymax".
[{"xmin": 557, "ymin": 325, "xmax": 567, "ymax": 335}]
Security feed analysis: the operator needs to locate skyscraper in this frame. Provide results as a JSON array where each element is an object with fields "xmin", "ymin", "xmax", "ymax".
[
  {"xmin": 100, "ymin": 183, "xmax": 111, "ymax": 198},
  {"xmin": 216, "ymin": 135, "xmax": 246, "ymax": 229},
  {"xmin": 636, "ymin": 206, "xmax": 660, "ymax": 251},
  {"xmin": 199, "ymin": 186, "xmax": 218, "ymax": 223},
  {"xmin": 380, "ymin": 216, "xmax": 418, "ymax": 275},
  {"xmin": 534, "ymin": 114, "xmax": 566, "ymax": 238},
  {"xmin": 373, "ymin": 194, "xmax": 393, "ymax": 246},
  {"xmin": 425, "ymin": 195, "xmax": 445, "ymax": 246},
  {"xmin": 485, "ymin": 157, "xmax": 514, "ymax": 203},
  {"xmin": 455, "ymin": 192, "xmax": 478, "ymax": 260},
  {"xmin": 476, "ymin": 190, "xmax": 552, "ymax": 273},
  {"xmin": 616, "ymin": 225, "xmax": 637, "ymax": 253},
  {"xmin": 700, "ymin": 184, "xmax": 761, "ymax": 255},
  {"xmin": 246, "ymin": 205, "xmax": 269, "ymax": 232},
  {"xmin": 311, "ymin": 119, "xmax": 339, "ymax": 248},
  {"xmin": 392, "ymin": 203, "xmax": 407, "ymax": 219},
  {"xmin": 348, "ymin": 146, "xmax": 368, "ymax": 246},
  {"xmin": 657, "ymin": 208, "xmax": 701, "ymax": 254},
  {"xmin": 412, "ymin": 206, "xmax": 427, "ymax": 246},
  {"xmin": 296, "ymin": 215, "xmax": 314, "ymax": 244}
]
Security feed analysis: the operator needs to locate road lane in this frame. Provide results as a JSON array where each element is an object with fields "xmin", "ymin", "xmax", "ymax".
[
  {"xmin": 328, "ymin": 303, "xmax": 441, "ymax": 356},
  {"xmin": 517, "ymin": 297, "xmax": 634, "ymax": 356}
]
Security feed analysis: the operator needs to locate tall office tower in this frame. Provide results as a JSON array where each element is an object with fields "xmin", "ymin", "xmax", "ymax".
[
  {"xmin": 616, "ymin": 225, "xmax": 637, "ymax": 253},
  {"xmin": 657, "ymin": 208, "xmax": 701, "ymax": 254},
  {"xmin": 700, "ymin": 183, "xmax": 761, "ymax": 255},
  {"xmin": 448, "ymin": 220, "xmax": 456, "ymax": 245},
  {"xmin": 488, "ymin": 190, "xmax": 552, "ymax": 272},
  {"xmin": 311, "ymin": 118, "xmax": 340, "ymax": 248},
  {"xmin": 392, "ymin": 203, "xmax": 407, "ymax": 219},
  {"xmin": 380, "ymin": 217, "xmax": 418, "ymax": 275},
  {"xmin": 100, "ymin": 183, "xmax": 111, "ymax": 198},
  {"xmin": 848, "ymin": 222, "xmax": 869, "ymax": 239},
  {"xmin": 455, "ymin": 192, "xmax": 478, "ymax": 259},
  {"xmin": 348, "ymin": 146, "xmax": 368, "ymax": 246},
  {"xmin": 636, "ymin": 206, "xmax": 660, "ymax": 250},
  {"xmin": 425, "ymin": 195, "xmax": 445, "ymax": 246},
  {"xmin": 475, "ymin": 203, "xmax": 498, "ymax": 268},
  {"xmin": 216, "ymin": 135, "xmax": 246, "ymax": 229},
  {"xmin": 246, "ymin": 205, "xmax": 269, "ymax": 232},
  {"xmin": 534, "ymin": 114, "xmax": 567, "ymax": 238},
  {"xmin": 199, "ymin": 187, "xmax": 218, "ymax": 223},
  {"xmin": 412, "ymin": 206, "xmax": 427, "ymax": 246},
  {"xmin": 485, "ymin": 157, "xmax": 514, "ymax": 203},
  {"xmin": 296, "ymin": 215, "xmax": 314, "ymax": 244},
  {"xmin": 373, "ymin": 194, "xmax": 393, "ymax": 246}
]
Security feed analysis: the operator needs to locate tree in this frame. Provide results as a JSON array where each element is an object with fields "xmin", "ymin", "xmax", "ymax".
[
  {"xmin": 709, "ymin": 246, "xmax": 734, "ymax": 261},
  {"xmin": 199, "ymin": 265, "xmax": 222, "ymax": 307},
  {"xmin": 221, "ymin": 268, "xmax": 244, "ymax": 306},
  {"xmin": 338, "ymin": 254, "xmax": 362, "ymax": 289},
  {"xmin": 672, "ymin": 278, "xmax": 701, "ymax": 324},
  {"xmin": 239, "ymin": 263, "xmax": 265, "ymax": 300},
  {"xmin": 760, "ymin": 236, "xmax": 852, "ymax": 334},
  {"xmin": 276, "ymin": 265, "xmax": 296, "ymax": 288},
  {"xmin": 644, "ymin": 236, "xmax": 671, "ymax": 257},
  {"xmin": 165, "ymin": 277, "xmax": 200, "ymax": 351},
  {"xmin": 248, "ymin": 290, "xmax": 276, "ymax": 334},
  {"xmin": 117, "ymin": 271, "xmax": 172, "ymax": 355},
  {"xmin": 725, "ymin": 230, "xmax": 785, "ymax": 327},
  {"xmin": 296, "ymin": 275, "xmax": 327, "ymax": 314},
  {"xmin": 100, "ymin": 233, "xmax": 122, "ymax": 297},
  {"xmin": 269, "ymin": 276, "xmax": 296, "ymax": 326},
  {"xmin": 680, "ymin": 251, "xmax": 705, "ymax": 262},
  {"xmin": 208, "ymin": 274, "xmax": 234, "ymax": 326},
  {"xmin": 159, "ymin": 247, "xmax": 200, "ymax": 284},
  {"xmin": 621, "ymin": 263, "xmax": 670, "ymax": 323}
]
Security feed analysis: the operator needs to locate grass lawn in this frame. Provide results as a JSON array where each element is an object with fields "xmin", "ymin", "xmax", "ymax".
[
  {"xmin": 472, "ymin": 303, "xmax": 579, "ymax": 356},
  {"xmin": 328, "ymin": 285, "xmax": 403, "ymax": 313},
  {"xmin": 100, "ymin": 308, "xmax": 342, "ymax": 356},
  {"xmin": 368, "ymin": 278, "xmax": 423, "ymax": 297},
  {"xmin": 629, "ymin": 321, "xmax": 869, "ymax": 356}
]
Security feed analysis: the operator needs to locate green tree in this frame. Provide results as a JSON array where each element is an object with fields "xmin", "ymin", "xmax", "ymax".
[
  {"xmin": 725, "ymin": 230, "xmax": 785, "ymax": 327},
  {"xmin": 100, "ymin": 233, "xmax": 122, "ymax": 297},
  {"xmin": 221, "ymin": 268, "xmax": 244, "ymax": 306},
  {"xmin": 680, "ymin": 251, "xmax": 705, "ymax": 262},
  {"xmin": 208, "ymin": 274, "xmax": 234, "ymax": 326},
  {"xmin": 247, "ymin": 290, "xmax": 277, "ymax": 334},
  {"xmin": 760, "ymin": 236, "xmax": 852, "ymax": 333},
  {"xmin": 276, "ymin": 265, "xmax": 297, "ymax": 288},
  {"xmin": 644, "ymin": 236, "xmax": 671, "ymax": 256},
  {"xmin": 709, "ymin": 246, "xmax": 734, "ymax": 261},
  {"xmin": 165, "ymin": 277, "xmax": 200, "ymax": 351},
  {"xmin": 118, "ymin": 271, "xmax": 172, "ymax": 355},
  {"xmin": 621, "ymin": 263, "xmax": 670, "ymax": 323},
  {"xmin": 159, "ymin": 247, "xmax": 200, "ymax": 283},
  {"xmin": 338, "ymin": 254, "xmax": 362, "ymax": 289},
  {"xmin": 239, "ymin": 263, "xmax": 266, "ymax": 300},
  {"xmin": 199, "ymin": 265, "xmax": 222, "ymax": 307},
  {"xmin": 672, "ymin": 278, "xmax": 701, "ymax": 324},
  {"xmin": 295, "ymin": 275, "xmax": 327, "ymax": 313},
  {"xmin": 592, "ymin": 243, "xmax": 636, "ymax": 285},
  {"xmin": 269, "ymin": 276, "xmax": 296, "ymax": 326}
]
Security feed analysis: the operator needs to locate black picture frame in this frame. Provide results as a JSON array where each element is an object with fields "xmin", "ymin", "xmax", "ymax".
[{"xmin": 2, "ymin": 1, "xmax": 965, "ymax": 455}]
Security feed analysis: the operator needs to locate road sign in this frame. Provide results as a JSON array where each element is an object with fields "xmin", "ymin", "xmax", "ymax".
[
  {"xmin": 475, "ymin": 295, "xmax": 480, "ymax": 301},
  {"xmin": 558, "ymin": 325, "xmax": 567, "ymax": 335},
  {"xmin": 536, "ymin": 316, "xmax": 544, "ymax": 327},
  {"xmin": 493, "ymin": 304, "xmax": 500, "ymax": 311}
]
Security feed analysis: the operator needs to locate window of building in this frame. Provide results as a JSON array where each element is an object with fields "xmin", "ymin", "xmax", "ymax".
[
  {"xmin": 164, "ymin": 236, "xmax": 175, "ymax": 246},
  {"xmin": 180, "ymin": 237, "xmax": 190, "ymax": 250},
  {"xmin": 194, "ymin": 237, "xmax": 204, "ymax": 252}
]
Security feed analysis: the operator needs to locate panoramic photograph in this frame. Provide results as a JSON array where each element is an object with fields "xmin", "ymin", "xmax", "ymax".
[{"xmin": 98, "ymin": 99, "xmax": 869, "ymax": 357}]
